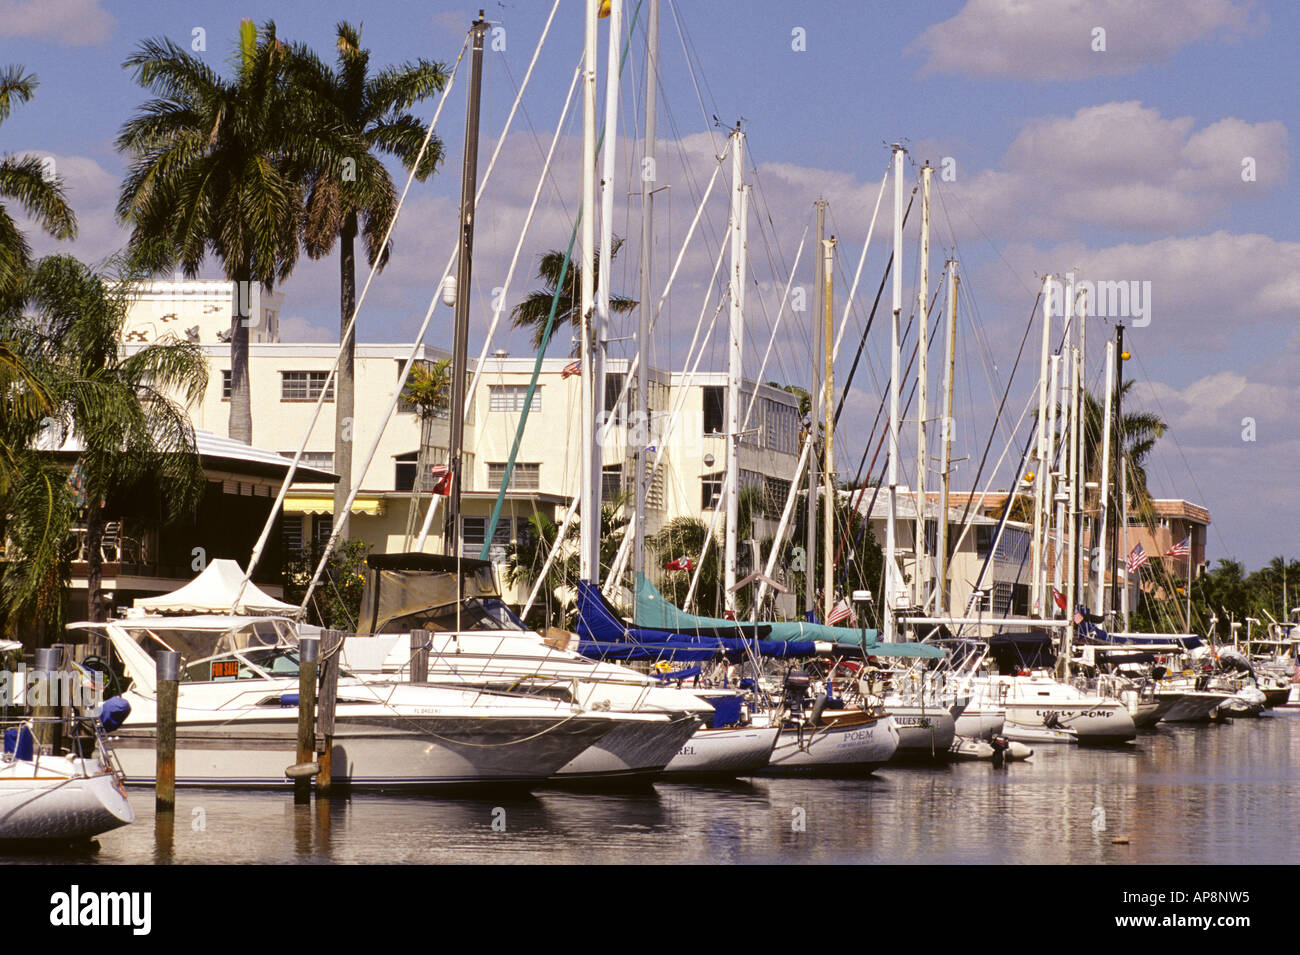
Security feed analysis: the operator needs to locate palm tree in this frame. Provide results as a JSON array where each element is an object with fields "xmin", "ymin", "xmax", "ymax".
[
  {"xmin": 511, "ymin": 238, "xmax": 637, "ymax": 350},
  {"xmin": 0, "ymin": 67, "xmax": 77, "ymax": 294},
  {"xmin": 649, "ymin": 484, "xmax": 764, "ymax": 618},
  {"xmin": 293, "ymin": 22, "xmax": 447, "ymax": 534},
  {"xmin": 20, "ymin": 255, "xmax": 209, "ymax": 622},
  {"xmin": 115, "ymin": 20, "xmax": 359, "ymax": 444}
]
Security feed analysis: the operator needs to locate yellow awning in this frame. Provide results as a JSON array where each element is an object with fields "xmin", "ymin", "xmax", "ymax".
[{"xmin": 284, "ymin": 496, "xmax": 385, "ymax": 517}]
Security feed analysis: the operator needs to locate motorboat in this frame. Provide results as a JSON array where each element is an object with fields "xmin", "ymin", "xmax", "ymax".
[{"xmin": 71, "ymin": 614, "xmax": 647, "ymax": 790}]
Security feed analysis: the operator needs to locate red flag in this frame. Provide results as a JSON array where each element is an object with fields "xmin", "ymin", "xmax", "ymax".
[
  {"xmin": 663, "ymin": 555, "xmax": 694, "ymax": 571},
  {"xmin": 429, "ymin": 465, "xmax": 452, "ymax": 496},
  {"xmin": 1052, "ymin": 587, "xmax": 1066, "ymax": 611}
]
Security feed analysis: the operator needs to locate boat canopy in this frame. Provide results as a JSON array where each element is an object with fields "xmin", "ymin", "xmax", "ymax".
[
  {"xmin": 131, "ymin": 559, "xmax": 302, "ymax": 618},
  {"xmin": 633, "ymin": 574, "xmax": 944, "ymax": 659},
  {"xmin": 357, "ymin": 552, "xmax": 502, "ymax": 635},
  {"xmin": 987, "ymin": 631, "xmax": 1056, "ymax": 672}
]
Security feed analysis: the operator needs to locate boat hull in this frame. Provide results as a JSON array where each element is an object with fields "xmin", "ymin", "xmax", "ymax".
[
  {"xmin": 664, "ymin": 725, "xmax": 779, "ymax": 777},
  {"xmin": 552, "ymin": 715, "xmax": 702, "ymax": 783},
  {"xmin": 0, "ymin": 759, "xmax": 134, "ymax": 841},
  {"xmin": 889, "ymin": 705, "xmax": 957, "ymax": 760},
  {"xmin": 1002, "ymin": 702, "xmax": 1136, "ymax": 744},
  {"xmin": 756, "ymin": 713, "xmax": 898, "ymax": 777},
  {"xmin": 111, "ymin": 714, "xmax": 616, "ymax": 789},
  {"xmin": 1159, "ymin": 690, "xmax": 1230, "ymax": 723}
]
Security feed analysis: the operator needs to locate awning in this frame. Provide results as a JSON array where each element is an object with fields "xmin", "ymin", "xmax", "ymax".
[{"xmin": 284, "ymin": 496, "xmax": 385, "ymax": 517}]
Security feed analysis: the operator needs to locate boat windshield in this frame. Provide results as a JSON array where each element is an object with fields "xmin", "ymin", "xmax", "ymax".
[
  {"xmin": 182, "ymin": 646, "xmax": 301, "ymax": 683},
  {"xmin": 117, "ymin": 618, "xmax": 293, "ymax": 673},
  {"xmin": 406, "ymin": 596, "xmax": 529, "ymax": 633}
]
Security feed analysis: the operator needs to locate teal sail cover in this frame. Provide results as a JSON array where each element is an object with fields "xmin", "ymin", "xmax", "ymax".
[{"xmin": 634, "ymin": 574, "xmax": 944, "ymax": 659}]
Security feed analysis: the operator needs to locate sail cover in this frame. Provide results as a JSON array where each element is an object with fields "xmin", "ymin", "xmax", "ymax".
[
  {"xmin": 633, "ymin": 574, "xmax": 944, "ymax": 659},
  {"xmin": 575, "ymin": 581, "xmax": 816, "ymax": 661}
]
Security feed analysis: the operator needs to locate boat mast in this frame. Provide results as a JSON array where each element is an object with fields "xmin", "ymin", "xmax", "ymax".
[
  {"xmin": 806, "ymin": 199, "xmax": 825, "ymax": 618},
  {"xmin": 1095, "ymin": 339, "xmax": 1115, "ymax": 612},
  {"xmin": 591, "ymin": 0, "xmax": 622, "ymax": 584},
  {"xmin": 443, "ymin": 12, "xmax": 489, "ymax": 557},
  {"xmin": 632, "ymin": 0, "xmax": 658, "ymax": 583},
  {"xmin": 1074, "ymin": 284, "xmax": 1088, "ymax": 614},
  {"xmin": 913, "ymin": 162, "xmax": 932, "ymax": 609},
  {"xmin": 723, "ymin": 124, "xmax": 746, "ymax": 615},
  {"xmin": 1108, "ymin": 323, "xmax": 1125, "ymax": 618},
  {"xmin": 1030, "ymin": 274, "xmax": 1053, "ymax": 615},
  {"xmin": 935, "ymin": 257, "xmax": 958, "ymax": 616},
  {"xmin": 579, "ymin": 0, "xmax": 599, "ymax": 582},
  {"xmin": 1046, "ymin": 351, "xmax": 1061, "ymax": 613},
  {"xmin": 885, "ymin": 144, "xmax": 905, "ymax": 641},
  {"xmin": 822, "ymin": 233, "xmax": 836, "ymax": 621}
]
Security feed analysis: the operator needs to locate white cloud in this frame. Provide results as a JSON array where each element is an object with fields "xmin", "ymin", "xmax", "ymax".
[
  {"xmin": 0, "ymin": 0, "xmax": 114, "ymax": 46},
  {"xmin": 277, "ymin": 315, "xmax": 336, "ymax": 343},
  {"xmin": 910, "ymin": 0, "xmax": 1260, "ymax": 81},
  {"xmin": 941, "ymin": 102, "xmax": 1288, "ymax": 235}
]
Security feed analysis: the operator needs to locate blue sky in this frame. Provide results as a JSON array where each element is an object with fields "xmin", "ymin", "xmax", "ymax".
[{"xmin": 3, "ymin": 0, "xmax": 1296, "ymax": 568}]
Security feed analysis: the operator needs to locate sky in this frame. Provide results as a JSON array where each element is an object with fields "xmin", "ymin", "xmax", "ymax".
[{"xmin": 3, "ymin": 0, "xmax": 1296, "ymax": 569}]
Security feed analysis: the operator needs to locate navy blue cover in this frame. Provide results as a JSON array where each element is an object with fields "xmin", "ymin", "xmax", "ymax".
[{"xmin": 97, "ymin": 696, "xmax": 131, "ymax": 732}]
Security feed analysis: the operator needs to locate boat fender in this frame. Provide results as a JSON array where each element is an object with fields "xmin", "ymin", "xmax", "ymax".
[
  {"xmin": 98, "ymin": 696, "xmax": 131, "ymax": 732},
  {"xmin": 810, "ymin": 693, "xmax": 828, "ymax": 727},
  {"xmin": 285, "ymin": 762, "xmax": 321, "ymax": 779}
]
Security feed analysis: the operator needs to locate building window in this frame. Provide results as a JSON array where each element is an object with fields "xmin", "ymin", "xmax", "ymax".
[
  {"xmin": 701, "ymin": 472, "xmax": 723, "ymax": 510},
  {"xmin": 764, "ymin": 477, "xmax": 791, "ymax": 519},
  {"xmin": 703, "ymin": 386, "xmax": 724, "ymax": 435},
  {"xmin": 488, "ymin": 384, "xmax": 540, "ymax": 413},
  {"xmin": 282, "ymin": 514, "xmax": 304, "ymax": 558},
  {"xmin": 312, "ymin": 514, "xmax": 333, "ymax": 553},
  {"xmin": 462, "ymin": 516, "xmax": 486, "ymax": 548},
  {"xmin": 602, "ymin": 464, "xmax": 624, "ymax": 502},
  {"xmin": 763, "ymin": 397, "xmax": 799, "ymax": 454},
  {"xmin": 604, "ymin": 372, "xmax": 625, "ymax": 422},
  {"xmin": 221, "ymin": 370, "xmax": 232, "ymax": 400},
  {"xmin": 279, "ymin": 451, "xmax": 333, "ymax": 473},
  {"xmin": 395, "ymin": 452, "xmax": 418, "ymax": 492},
  {"xmin": 486, "ymin": 462, "xmax": 540, "ymax": 491},
  {"xmin": 281, "ymin": 371, "xmax": 334, "ymax": 402}
]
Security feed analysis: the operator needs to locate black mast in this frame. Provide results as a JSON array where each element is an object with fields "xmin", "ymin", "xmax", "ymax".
[{"xmin": 444, "ymin": 12, "xmax": 489, "ymax": 556}]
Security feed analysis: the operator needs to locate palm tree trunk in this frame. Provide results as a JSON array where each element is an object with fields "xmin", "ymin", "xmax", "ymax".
[
  {"xmin": 229, "ymin": 267, "xmax": 253, "ymax": 444},
  {"xmin": 333, "ymin": 215, "xmax": 357, "ymax": 540},
  {"xmin": 85, "ymin": 503, "xmax": 105, "ymax": 623}
]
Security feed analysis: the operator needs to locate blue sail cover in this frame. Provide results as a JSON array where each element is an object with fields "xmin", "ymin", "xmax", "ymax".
[
  {"xmin": 633, "ymin": 574, "xmax": 944, "ymax": 659},
  {"xmin": 575, "ymin": 581, "xmax": 816, "ymax": 661},
  {"xmin": 1077, "ymin": 617, "xmax": 1203, "ymax": 649}
]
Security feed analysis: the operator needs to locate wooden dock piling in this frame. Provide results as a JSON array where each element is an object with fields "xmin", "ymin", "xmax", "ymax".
[
  {"xmin": 156, "ymin": 650, "xmax": 179, "ymax": 812},
  {"xmin": 410, "ymin": 628, "xmax": 429, "ymax": 683},
  {"xmin": 295, "ymin": 635, "xmax": 319, "ymax": 804},
  {"xmin": 316, "ymin": 630, "xmax": 342, "ymax": 796}
]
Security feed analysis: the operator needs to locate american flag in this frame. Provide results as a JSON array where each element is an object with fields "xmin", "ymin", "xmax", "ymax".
[
  {"xmin": 1167, "ymin": 535, "xmax": 1191, "ymax": 558},
  {"xmin": 560, "ymin": 360, "xmax": 581, "ymax": 379},
  {"xmin": 827, "ymin": 598, "xmax": 856, "ymax": 626},
  {"xmin": 1127, "ymin": 543, "xmax": 1148, "ymax": 574}
]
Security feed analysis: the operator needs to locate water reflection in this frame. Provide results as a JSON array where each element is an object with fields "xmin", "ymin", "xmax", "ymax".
[{"xmin": 0, "ymin": 713, "xmax": 1294, "ymax": 865}]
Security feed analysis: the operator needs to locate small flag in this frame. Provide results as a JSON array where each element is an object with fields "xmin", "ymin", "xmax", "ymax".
[
  {"xmin": 1073, "ymin": 609, "xmax": 1085, "ymax": 625},
  {"xmin": 1127, "ymin": 543, "xmax": 1148, "ymax": 574},
  {"xmin": 1166, "ymin": 535, "xmax": 1190, "ymax": 558},
  {"xmin": 663, "ymin": 555, "xmax": 694, "ymax": 571},
  {"xmin": 1052, "ymin": 587, "xmax": 1066, "ymax": 611},
  {"xmin": 827, "ymin": 598, "xmax": 856, "ymax": 626},
  {"xmin": 429, "ymin": 465, "xmax": 452, "ymax": 496},
  {"xmin": 561, "ymin": 360, "xmax": 581, "ymax": 379}
]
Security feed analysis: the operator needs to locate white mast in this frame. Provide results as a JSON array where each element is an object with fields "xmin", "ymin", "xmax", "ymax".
[
  {"xmin": 633, "ymin": 0, "xmax": 658, "ymax": 582},
  {"xmin": 579, "ymin": 0, "xmax": 599, "ymax": 582},
  {"xmin": 885, "ymin": 144, "xmax": 905, "ymax": 640},
  {"xmin": 806, "ymin": 199, "xmax": 825, "ymax": 618},
  {"xmin": 590, "ymin": 0, "xmax": 621, "ymax": 585},
  {"xmin": 821, "ymin": 234, "xmax": 836, "ymax": 621},
  {"xmin": 1120, "ymin": 457, "xmax": 1131, "ymax": 630},
  {"xmin": 1047, "ymin": 351, "xmax": 1061, "ymax": 614},
  {"xmin": 1030, "ymin": 274, "xmax": 1053, "ymax": 616},
  {"xmin": 935, "ymin": 257, "xmax": 958, "ymax": 616},
  {"xmin": 1095, "ymin": 339, "xmax": 1115, "ymax": 611},
  {"xmin": 913, "ymin": 162, "xmax": 932, "ymax": 608},
  {"xmin": 723, "ymin": 125, "xmax": 747, "ymax": 615}
]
